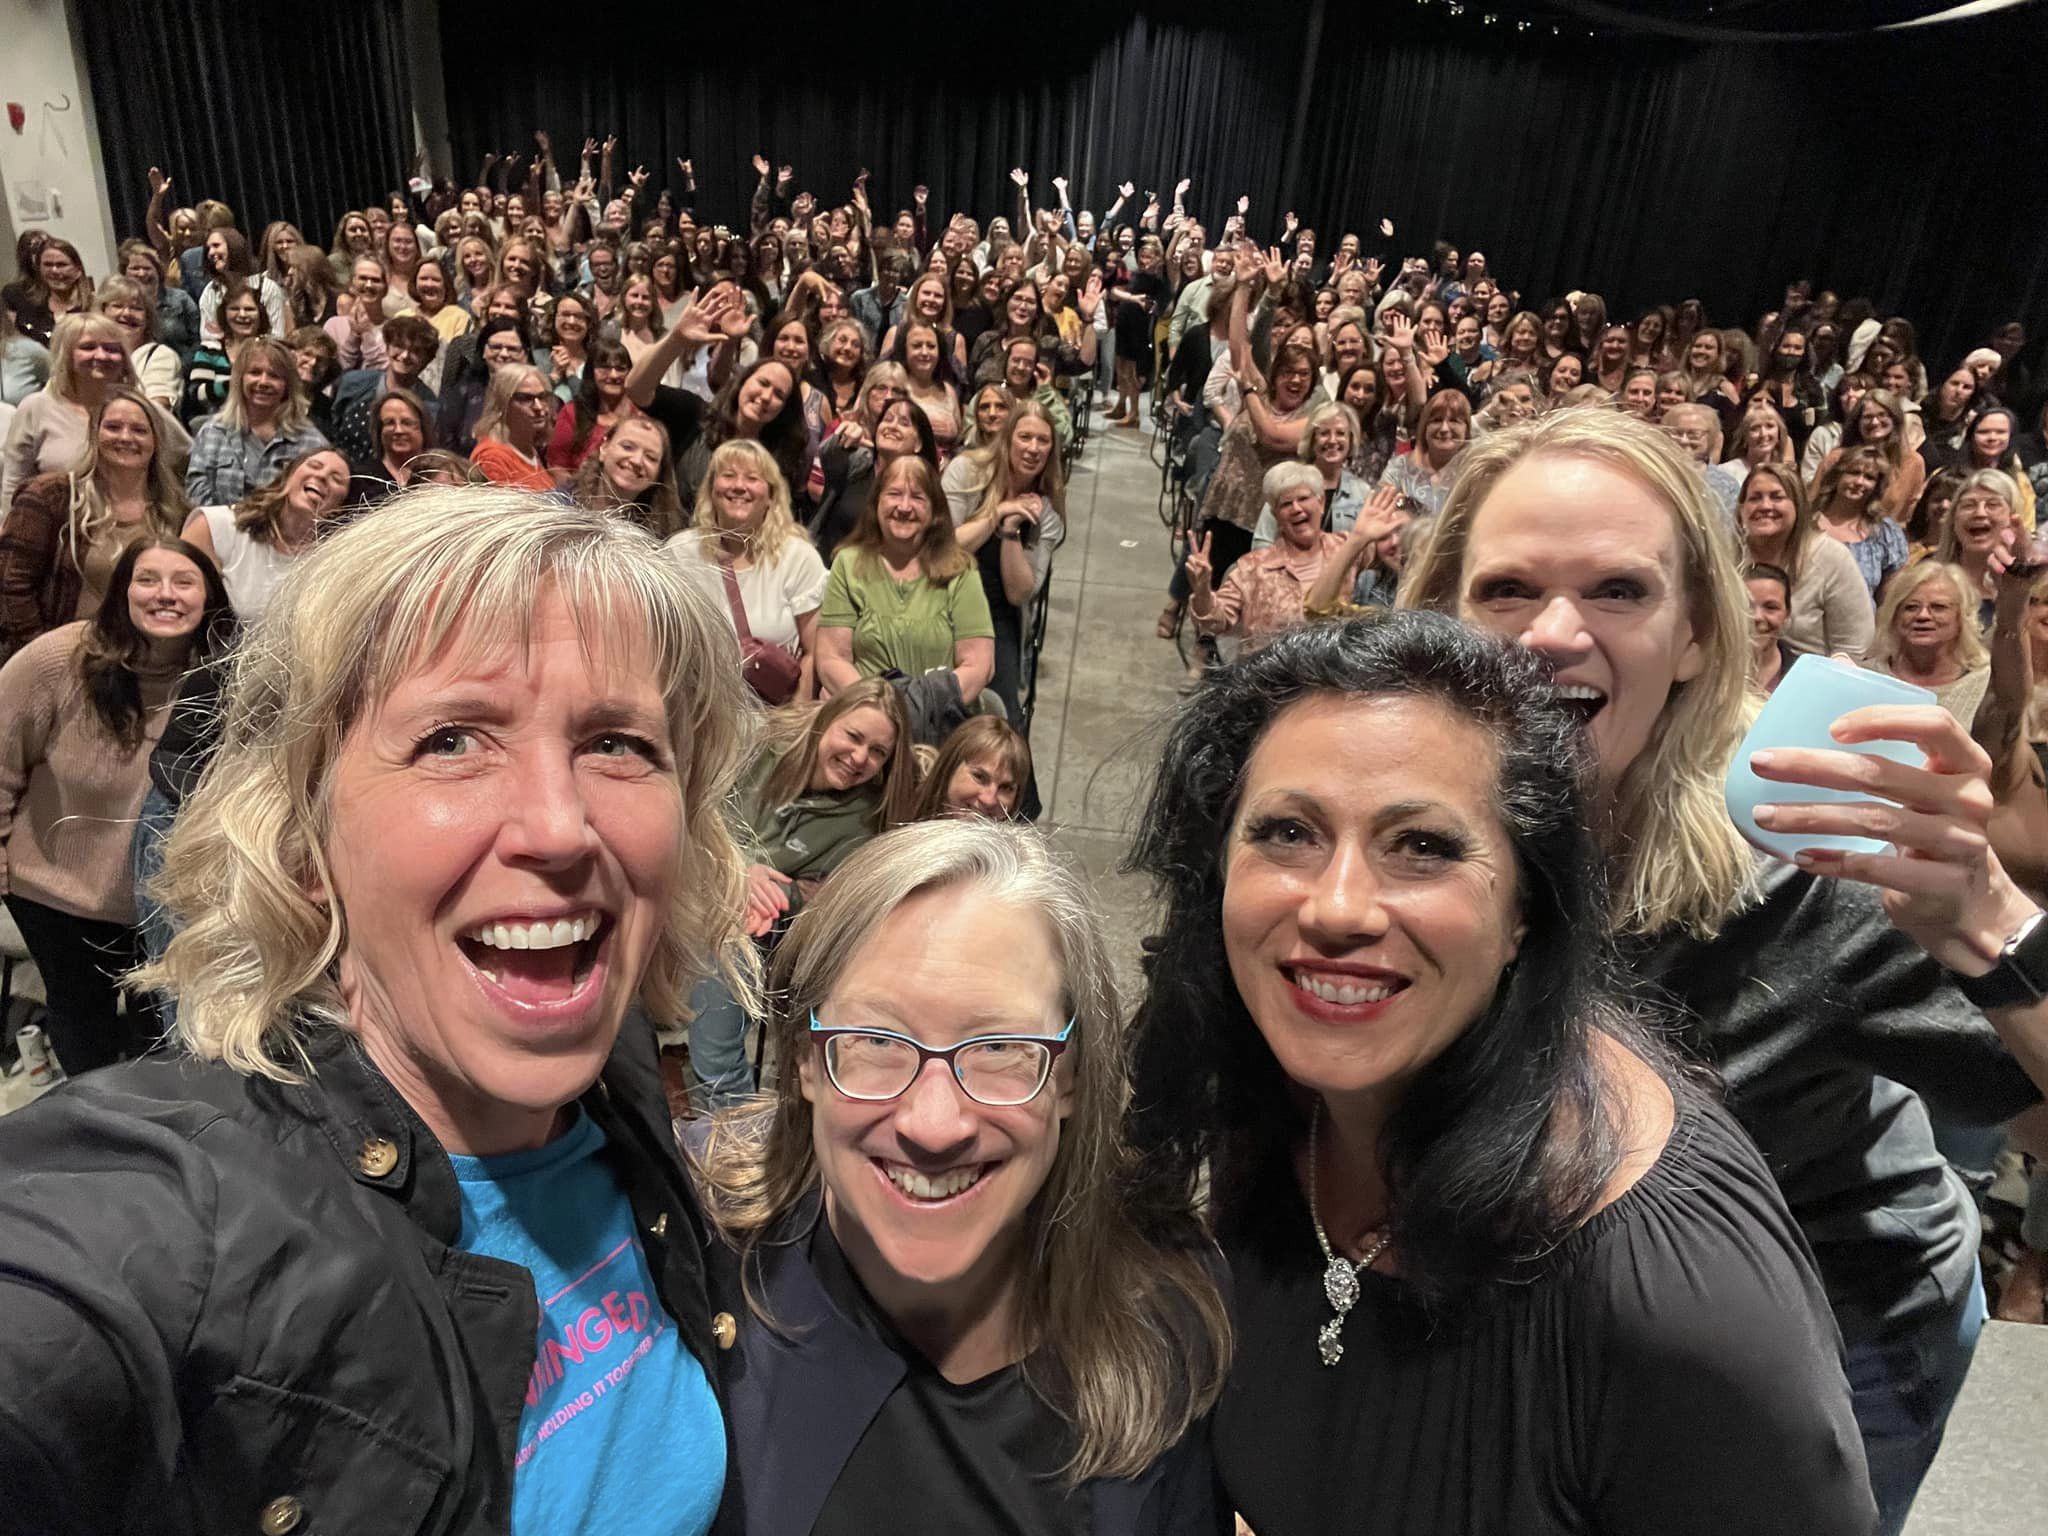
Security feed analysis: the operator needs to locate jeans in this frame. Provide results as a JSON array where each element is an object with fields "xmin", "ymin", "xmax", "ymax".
[
  {"xmin": 130, "ymin": 783, "xmax": 178, "ymax": 968},
  {"xmin": 1844, "ymin": 1265, "xmax": 1987, "ymax": 1536},
  {"xmin": 686, "ymin": 974, "xmax": 755, "ymax": 1111}
]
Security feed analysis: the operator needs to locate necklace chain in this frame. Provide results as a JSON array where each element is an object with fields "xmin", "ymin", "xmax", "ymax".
[{"xmin": 1308, "ymin": 1099, "xmax": 1390, "ymax": 1368}]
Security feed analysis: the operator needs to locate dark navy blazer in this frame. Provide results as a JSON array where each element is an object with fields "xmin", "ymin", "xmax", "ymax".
[{"xmin": 702, "ymin": 1194, "xmax": 1230, "ymax": 1536}]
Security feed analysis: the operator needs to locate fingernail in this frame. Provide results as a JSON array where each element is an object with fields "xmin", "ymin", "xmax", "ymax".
[
  {"xmin": 1749, "ymin": 750, "xmax": 1779, "ymax": 770},
  {"xmin": 1754, "ymin": 805, "xmax": 1781, "ymax": 827}
]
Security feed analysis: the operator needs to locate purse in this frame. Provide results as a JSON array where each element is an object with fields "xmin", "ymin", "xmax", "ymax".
[{"xmin": 719, "ymin": 559, "xmax": 803, "ymax": 705}]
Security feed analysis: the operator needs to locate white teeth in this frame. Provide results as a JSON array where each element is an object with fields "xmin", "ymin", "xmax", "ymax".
[
  {"xmin": 463, "ymin": 913, "xmax": 600, "ymax": 950},
  {"xmin": 1553, "ymin": 684, "xmax": 1606, "ymax": 701},
  {"xmin": 883, "ymin": 1164, "xmax": 986, "ymax": 1201},
  {"xmin": 1295, "ymin": 973, "xmax": 1399, "ymax": 1006}
]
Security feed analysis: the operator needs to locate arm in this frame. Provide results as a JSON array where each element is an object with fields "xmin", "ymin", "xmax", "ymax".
[
  {"xmin": 793, "ymin": 608, "xmax": 820, "ymax": 703},
  {"xmin": 623, "ymin": 287, "xmax": 732, "ymax": 407},
  {"xmin": 996, "ymin": 523, "xmax": 1038, "ymax": 607},
  {"xmin": 0, "ymin": 632, "xmax": 61, "ymax": 886},
  {"xmin": 143, "ymin": 167, "xmax": 174, "ymax": 258},
  {"xmin": 1011, "ymin": 169, "xmax": 1032, "ymax": 246},
  {"xmin": 1974, "ymin": 566, "xmax": 2036, "ymax": 796},
  {"xmin": 0, "ymin": 480, "xmax": 64, "ymax": 656},
  {"xmin": 952, "ymin": 636, "xmax": 995, "ymax": 701},
  {"xmin": 1194, "ymin": 560, "xmax": 1249, "ymax": 638},
  {"xmin": 813, "ymin": 623, "xmax": 860, "ymax": 696},
  {"xmin": 535, "ymin": 130, "xmax": 560, "ymax": 195}
]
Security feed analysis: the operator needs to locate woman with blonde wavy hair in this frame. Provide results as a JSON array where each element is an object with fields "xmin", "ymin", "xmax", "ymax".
[
  {"xmin": 1398, "ymin": 405, "xmax": 2041, "ymax": 1533},
  {"xmin": 0, "ymin": 385, "xmax": 191, "ymax": 657},
  {"xmin": 692, "ymin": 818, "xmax": 1230, "ymax": 1534},
  {"xmin": 0, "ymin": 487, "xmax": 754, "ymax": 1533},
  {"xmin": 1864, "ymin": 560, "xmax": 1990, "ymax": 725}
]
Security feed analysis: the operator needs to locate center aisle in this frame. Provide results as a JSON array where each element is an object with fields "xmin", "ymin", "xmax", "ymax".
[{"xmin": 1032, "ymin": 413, "xmax": 1186, "ymax": 986}]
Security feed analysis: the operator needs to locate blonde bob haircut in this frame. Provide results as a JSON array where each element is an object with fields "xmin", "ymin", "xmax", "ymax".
[
  {"xmin": 692, "ymin": 819, "xmax": 1229, "ymax": 1483},
  {"xmin": 145, "ymin": 485, "xmax": 758, "ymax": 1080},
  {"xmin": 691, "ymin": 438, "xmax": 800, "ymax": 566},
  {"xmin": 1399, "ymin": 406, "xmax": 1756, "ymax": 937},
  {"xmin": 1867, "ymin": 560, "xmax": 1988, "ymax": 675},
  {"xmin": 1935, "ymin": 468, "xmax": 2021, "ymax": 565}
]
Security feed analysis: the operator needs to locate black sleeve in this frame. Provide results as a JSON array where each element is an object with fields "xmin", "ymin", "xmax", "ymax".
[
  {"xmin": 1819, "ymin": 878, "xmax": 2042, "ymax": 1127},
  {"xmin": 647, "ymin": 384, "xmax": 707, "ymax": 460},
  {"xmin": 1580, "ymin": 1111, "xmax": 1878, "ymax": 1535},
  {"xmin": 0, "ymin": 1093, "xmax": 218, "ymax": 1535}
]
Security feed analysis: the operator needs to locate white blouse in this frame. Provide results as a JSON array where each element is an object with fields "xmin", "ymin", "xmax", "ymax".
[{"xmin": 666, "ymin": 530, "xmax": 829, "ymax": 656}]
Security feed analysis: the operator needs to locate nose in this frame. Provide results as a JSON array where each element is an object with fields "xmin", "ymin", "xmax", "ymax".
[
  {"xmin": 891, "ymin": 1058, "xmax": 980, "ymax": 1153},
  {"xmin": 1297, "ymin": 839, "xmax": 1393, "ymax": 948},
  {"xmin": 1522, "ymin": 595, "xmax": 1593, "ymax": 665},
  {"xmin": 500, "ymin": 748, "xmax": 598, "ymax": 869}
]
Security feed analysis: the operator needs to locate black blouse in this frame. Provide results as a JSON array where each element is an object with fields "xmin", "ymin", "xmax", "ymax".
[{"xmin": 1215, "ymin": 1095, "xmax": 1876, "ymax": 1536}]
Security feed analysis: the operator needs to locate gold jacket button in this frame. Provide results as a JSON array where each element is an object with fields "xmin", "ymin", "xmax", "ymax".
[
  {"xmin": 651, "ymin": 1212, "xmax": 669, "ymax": 1238},
  {"xmin": 259, "ymin": 1494, "xmax": 304, "ymax": 1535},
  {"xmin": 712, "ymin": 1311, "xmax": 737, "ymax": 1350},
  {"xmin": 356, "ymin": 1136, "xmax": 399, "ymax": 1178}
]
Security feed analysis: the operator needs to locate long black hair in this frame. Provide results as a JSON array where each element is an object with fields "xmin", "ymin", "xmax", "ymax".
[
  {"xmin": 79, "ymin": 536, "xmax": 235, "ymax": 749},
  {"xmin": 707, "ymin": 356, "xmax": 808, "ymax": 492},
  {"xmin": 1124, "ymin": 611, "xmax": 1678, "ymax": 1309}
]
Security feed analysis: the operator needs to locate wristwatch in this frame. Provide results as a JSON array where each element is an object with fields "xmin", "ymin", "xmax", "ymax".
[{"xmin": 1952, "ymin": 909, "xmax": 2048, "ymax": 1009}]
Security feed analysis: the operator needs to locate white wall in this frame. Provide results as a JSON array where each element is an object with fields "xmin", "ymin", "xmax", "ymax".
[{"xmin": 0, "ymin": 0, "xmax": 117, "ymax": 282}]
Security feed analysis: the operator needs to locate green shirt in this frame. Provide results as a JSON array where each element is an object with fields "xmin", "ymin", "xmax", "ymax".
[
  {"xmin": 818, "ymin": 547, "xmax": 995, "ymax": 681},
  {"xmin": 735, "ymin": 751, "xmax": 881, "ymax": 885}
]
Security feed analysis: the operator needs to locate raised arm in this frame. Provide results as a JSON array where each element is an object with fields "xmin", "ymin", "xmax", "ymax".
[
  {"xmin": 624, "ymin": 286, "xmax": 736, "ymax": 407},
  {"xmin": 143, "ymin": 167, "xmax": 174, "ymax": 259}
]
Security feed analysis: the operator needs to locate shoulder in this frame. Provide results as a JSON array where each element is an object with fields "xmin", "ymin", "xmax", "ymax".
[
  {"xmin": 8, "ymin": 472, "xmax": 69, "ymax": 519},
  {"xmin": 7, "ymin": 618, "xmax": 88, "ymax": 675},
  {"xmin": 778, "ymin": 536, "xmax": 827, "ymax": 579},
  {"xmin": 664, "ymin": 528, "xmax": 710, "ymax": 565}
]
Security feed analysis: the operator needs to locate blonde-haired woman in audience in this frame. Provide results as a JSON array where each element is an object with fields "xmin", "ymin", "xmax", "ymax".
[
  {"xmin": 93, "ymin": 276, "xmax": 183, "ymax": 414},
  {"xmin": 1936, "ymin": 467, "xmax": 2025, "ymax": 625},
  {"xmin": 1812, "ymin": 445, "xmax": 1907, "ymax": 596},
  {"xmin": 1726, "ymin": 397, "xmax": 1794, "ymax": 489},
  {"xmin": 1865, "ymin": 559, "xmax": 1990, "ymax": 723},
  {"xmin": 0, "ymin": 489, "xmax": 752, "ymax": 1532},
  {"xmin": 468, "ymin": 363, "xmax": 557, "ymax": 490},
  {"xmin": 668, "ymin": 438, "xmax": 828, "ymax": 703},
  {"xmin": 5, "ymin": 313, "xmax": 183, "ymax": 511},
  {"xmin": 183, "ymin": 336, "xmax": 328, "ymax": 505},
  {"xmin": 0, "ymin": 386, "xmax": 191, "ymax": 658}
]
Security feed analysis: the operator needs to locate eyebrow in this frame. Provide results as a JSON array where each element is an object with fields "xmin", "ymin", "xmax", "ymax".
[
  {"xmin": 828, "ymin": 996, "xmax": 1057, "ymax": 1037},
  {"xmin": 1244, "ymin": 788, "xmax": 1473, "ymax": 833}
]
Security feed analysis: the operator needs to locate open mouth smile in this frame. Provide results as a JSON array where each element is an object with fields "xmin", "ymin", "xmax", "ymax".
[
  {"xmin": 456, "ymin": 910, "xmax": 613, "ymax": 1013},
  {"xmin": 874, "ymin": 1158, "xmax": 997, "ymax": 1205}
]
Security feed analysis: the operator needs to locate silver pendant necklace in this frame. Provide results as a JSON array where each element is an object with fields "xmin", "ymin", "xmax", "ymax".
[{"xmin": 1307, "ymin": 1099, "xmax": 1391, "ymax": 1367}]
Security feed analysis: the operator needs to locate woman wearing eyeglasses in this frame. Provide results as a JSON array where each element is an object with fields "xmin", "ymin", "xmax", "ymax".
[{"xmin": 690, "ymin": 819, "xmax": 1232, "ymax": 1536}]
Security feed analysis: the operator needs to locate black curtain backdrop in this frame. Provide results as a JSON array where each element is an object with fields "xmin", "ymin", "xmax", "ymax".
[
  {"xmin": 75, "ymin": 0, "xmax": 2047, "ymax": 366},
  {"xmin": 1297, "ymin": 7, "xmax": 2048, "ymax": 367},
  {"xmin": 79, "ymin": 0, "xmax": 417, "ymax": 250},
  {"xmin": 437, "ymin": 0, "xmax": 1304, "ymax": 247}
]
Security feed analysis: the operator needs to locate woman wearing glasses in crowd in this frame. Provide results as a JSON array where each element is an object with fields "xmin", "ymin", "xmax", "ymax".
[
  {"xmin": 468, "ymin": 364, "xmax": 558, "ymax": 491},
  {"xmin": 1864, "ymin": 561, "xmax": 1991, "ymax": 725},
  {"xmin": 693, "ymin": 819, "xmax": 1231, "ymax": 1535},
  {"xmin": 1398, "ymin": 408, "xmax": 2043, "ymax": 1534},
  {"xmin": 1129, "ymin": 608, "xmax": 1871, "ymax": 1536}
]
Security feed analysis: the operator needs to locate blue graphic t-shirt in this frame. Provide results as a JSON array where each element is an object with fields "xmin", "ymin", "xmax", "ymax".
[{"xmin": 451, "ymin": 1110, "xmax": 725, "ymax": 1535}]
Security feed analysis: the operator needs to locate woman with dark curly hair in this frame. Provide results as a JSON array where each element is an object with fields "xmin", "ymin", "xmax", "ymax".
[{"xmin": 1126, "ymin": 609, "xmax": 1873, "ymax": 1536}]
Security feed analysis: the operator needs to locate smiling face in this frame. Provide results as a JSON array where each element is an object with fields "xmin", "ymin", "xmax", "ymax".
[
  {"xmin": 1972, "ymin": 413, "xmax": 2012, "ymax": 464},
  {"xmin": 1746, "ymin": 575, "xmax": 1788, "ymax": 652},
  {"xmin": 811, "ymin": 704, "xmax": 896, "ymax": 793},
  {"xmin": 1952, "ymin": 484, "xmax": 2013, "ymax": 556},
  {"xmin": 801, "ymin": 884, "xmax": 1072, "ymax": 1303},
  {"xmin": 482, "ymin": 328, "xmax": 527, "ymax": 368},
  {"xmin": 1739, "ymin": 471, "xmax": 1795, "ymax": 548},
  {"xmin": 944, "ymin": 752, "xmax": 1021, "ymax": 818},
  {"xmin": 1894, "ymin": 574, "xmax": 1963, "ymax": 655},
  {"xmin": 1623, "ymin": 372, "xmax": 1656, "ymax": 416},
  {"xmin": 126, "ymin": 546, "xmax": 207, "ymax": 646},
  {"xmin": 770, "ymin": 320, "xmax": 810, "ymax": 374},
  {"xmin": 1222, "ymin": 693, "xmax": 1522, "ymax": 1110},
  {"xmin": 241, "ymin": 352, "xmax": 291, "ymax": 414},
  {"xmin": 378, "ymin": 397, "xmax": 423, "ymax": 459},
  {"xmin": 737, "ymin": 362, "xmax": 794, "ymax": 430},
  {"xmin": 1273, "ymin": 483, "xmax": 1323, "ymax": 550},
  {"xmin": 326, "ymin": 589, "xmax": 681, "ymax": 1154},
  {"xmin": 1686, "ymin": 333, "xmax": 1719, "ymax": 371},
  {"xmin": 875, "ymin": 457, "xmax": 933, "ymax": 546},
  {"xmin": 1457, "ymin": 454, "xmax": 1705, "ymax": 792},
  {"xmin": 1548, "ymin": 354, "xmax": 1582, "ymax": 392},
  {"xmin": 1856, "ymin": 400, "xmax": 1894, "ymax": 445},
  {"xmin": 411, "ymin": 262, "xmax": 446, "ymax": 310},
  {"xmin": 597, "ymin": 420, "xmax": 663, "ymax": 499},
  {"xmin": 1008, "ymin": 415, "xmax": 1052, "ymax": 482},
  {"xmin": 903, "ymin": 325, "xmax": 940, "ymax": 380},
  {"xmin": 710, "ymin": 457, "xmax": 771, "ymax": 533},
  {"xmin": 95, "ymin": 397, "xmax": 157, "ymax": 473},
  {"xmin": 1310, "ymin": 417, "xmax": 1353, "ymax": 468},
  {"xmin": 286, "ymin": 452, "xmax": 352, "ymax": 522}
]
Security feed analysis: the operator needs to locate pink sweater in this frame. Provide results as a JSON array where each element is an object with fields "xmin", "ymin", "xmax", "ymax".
[{"xmin": 0, "ymin": 622, "xmax": 174, "ymax": 921}]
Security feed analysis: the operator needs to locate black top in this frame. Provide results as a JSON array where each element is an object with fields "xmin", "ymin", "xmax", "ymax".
[
  {"xmin": 1624, "ymin": 859, "xmax": 2039, "ymax": 1345},
  {"xmin": 1115, "ymin": 271, "xmax": 1167, "ymax": 356},
  {"xmin": 807, "ymin": 1218, "xmax": 1091, "ymax": 1536},
  {"xmin": 1217, "ymin": 1095, "xmax": 1875, "ymax": 1536},
  {"xmin": 644, "ymin": 381, "xmax": 710, "ymax": 467}
]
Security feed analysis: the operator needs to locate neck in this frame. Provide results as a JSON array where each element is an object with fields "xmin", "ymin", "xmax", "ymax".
[
  {"xmin": 102, "ymin": 463, "xmax": 150, "ymax": 501},
  {"xmin": 1320, "ymin": 461, "xmax": 1342, "ymax": 486},
  {"xmin": 827, "ymin": 1197, "xmax": 1025, "ymax": 1383},
  {"xmin": 1894, "ymin": 641, "xmax": 1960, "ymax": 682},
  {"xmin": 1748, "ymin": 529, "xmax": 1791, "ymax": 565},
  {"xmin": 1308, "ymin": 1090, "xmax": 1396, "ymax": 1257},
  {"xmin": 246, "ymin": 402, "xmax": 280, "ymax": 431},
  {"xmin": 716, "ymin": 522, "xmax": 753, "ymax": 556},
  {"xmin": 880, "ymin": 535, "xmax": 920, "ymax": 568},
  {"xmin": 355, "ymin": 1010, "xmax": 570, "ymax": 1156},
  {"xmin": 138, "ymin": 633, "xmax": 193, "ymax": 671},
  {"xmin": 1752, "ymin": 634, "xmax": 1781, "ymax": 678}
]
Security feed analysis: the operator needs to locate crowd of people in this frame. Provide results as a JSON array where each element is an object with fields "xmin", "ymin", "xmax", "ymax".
[{"xmin": 0, "ymin": 131, "xmax": 2045, "ymax": 1536}]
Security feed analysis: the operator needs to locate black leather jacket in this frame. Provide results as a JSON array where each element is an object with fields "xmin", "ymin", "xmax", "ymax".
[{"xmin": 0, "ymin": 1021, "xmax": 733, "ymax": 1536}]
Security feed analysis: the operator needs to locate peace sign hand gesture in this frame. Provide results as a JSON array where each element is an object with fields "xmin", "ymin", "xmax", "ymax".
[{"xmin": 1185, "ymin": 530, "xmax": 1215, "ymax": 595}]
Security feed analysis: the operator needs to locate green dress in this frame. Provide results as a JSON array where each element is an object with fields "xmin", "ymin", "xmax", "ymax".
[{"xmin": 818, "ymin": 547, "xmax": 995, "ymax": 680}]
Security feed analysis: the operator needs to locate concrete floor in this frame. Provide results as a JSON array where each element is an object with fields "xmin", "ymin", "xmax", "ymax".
[{"xmin": 1, "ymin": 407, "xmax": 2042, "ymax": 1528}]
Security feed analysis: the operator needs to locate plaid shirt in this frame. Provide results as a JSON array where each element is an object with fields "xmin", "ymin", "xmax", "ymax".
[{"xmin": 183, "ymin": 416, "xmax": 332, "ymax": 506}]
